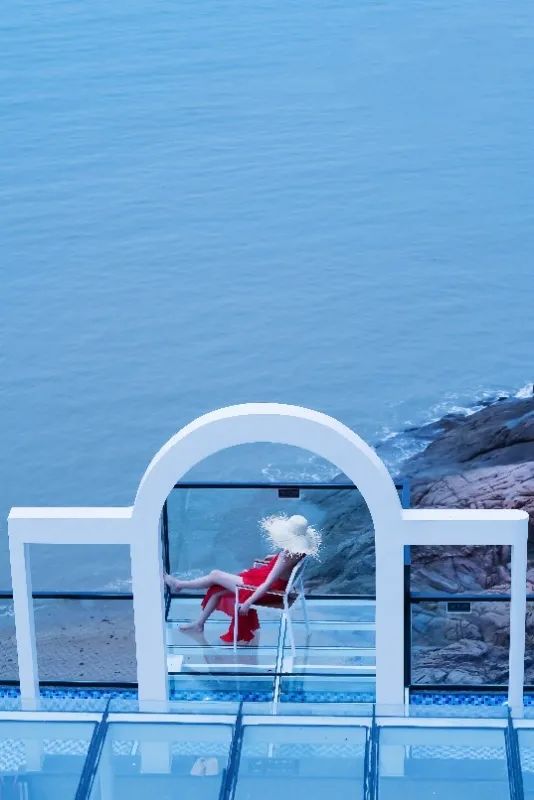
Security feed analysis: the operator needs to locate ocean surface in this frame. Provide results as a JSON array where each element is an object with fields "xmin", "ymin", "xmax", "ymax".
[{"xmin": 2, "ymin": 0, "xmax": 533, "ymax": 592}]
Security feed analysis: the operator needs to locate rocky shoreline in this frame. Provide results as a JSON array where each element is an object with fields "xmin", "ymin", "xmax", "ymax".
[{"xmin": 308, "ymin": 387, "xmax": 534, "ymax": 685}]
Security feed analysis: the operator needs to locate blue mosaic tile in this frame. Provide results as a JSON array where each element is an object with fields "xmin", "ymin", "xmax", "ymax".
[
  {"xmin": 0, "ymin": 685, "xmax": 138, "ymax": 712},
  {"xmin": 169, "ymin": 689, "xmax": 272, "ymax": 702},
  {"xmin": 281, "ymin": 691, "xmax": 375, "ymax": 704},
  {"xmin": 2, "ymin": 684, "xmax": 534, "ymax": 709},
  {"xmin": 410, "ymin": 691, "xmax": 508, "ymax": 707}
]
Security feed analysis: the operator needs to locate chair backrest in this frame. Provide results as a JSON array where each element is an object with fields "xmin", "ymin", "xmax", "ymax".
[{"xmin": 285, "ymin": 555, "xmax": 308, "ymax": 597}]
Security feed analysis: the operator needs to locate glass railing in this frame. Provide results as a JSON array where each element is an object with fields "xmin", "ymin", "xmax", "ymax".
[
  {"xmin": 3, "ymin": 480, "xmax": 531, "ymax": 701},
  {"xmin": 0, "ymin": 592, "xmax": 136, "ymax": 690},
  {"xmin": 410, "ymin": 598, "xmax": 511, "ymax": 688},
  {"xmin": 163, "ymin": 481, "xmax": 409, "ymax": 597},
  {"xmin": 407, "ymin": 542, "xmax": 534, "ymax": 694}
]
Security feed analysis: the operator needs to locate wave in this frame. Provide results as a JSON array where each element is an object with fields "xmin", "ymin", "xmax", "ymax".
[
  {"xmin": 375, "ymin": 381, "xmax": 532, "ymax": 475},
  {"xmin": 261, "ymin": 382, "xmax": 532, "ymax": 483}
]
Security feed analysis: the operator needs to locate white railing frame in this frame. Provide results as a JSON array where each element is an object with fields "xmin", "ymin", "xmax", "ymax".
[{"xmin": 6, "ymin": 404, "xmax": 529, "ymax": 714}]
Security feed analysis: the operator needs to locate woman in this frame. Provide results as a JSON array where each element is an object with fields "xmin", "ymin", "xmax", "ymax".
[{"xmin": 164, "ymin": 513, "xmax": 321, "ymax": 643}]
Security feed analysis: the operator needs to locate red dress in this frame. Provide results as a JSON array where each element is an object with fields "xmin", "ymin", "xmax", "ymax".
[{"xmin": 202, "ymin": 554, "xmax": 288, "ymax": 643}]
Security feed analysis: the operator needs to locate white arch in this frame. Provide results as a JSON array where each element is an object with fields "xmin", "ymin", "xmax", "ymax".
[
  {"xmin": 130, "ymin": 403, "xmax": 405, "ymax": 706},
  {"xmin": 133, "ymin": 403, "xmax": 401, "ymax": 528}
]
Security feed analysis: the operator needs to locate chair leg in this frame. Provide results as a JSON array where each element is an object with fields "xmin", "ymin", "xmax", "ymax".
[
  {"xmin": 285, "ymin": 606, "xmax": 296, "ymax": 659},
  {"xmin": 300, "ymin": 582, "xmax": 310, "ymax": 638},
  {"xmin": 233, "ymin": 588, "xmax": 238, "ymax": 653}
]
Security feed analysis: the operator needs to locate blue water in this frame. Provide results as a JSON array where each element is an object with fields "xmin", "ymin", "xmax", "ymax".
[{"xmin": 2, "ymin": 0, "xmax": 533, "ymax": 589}]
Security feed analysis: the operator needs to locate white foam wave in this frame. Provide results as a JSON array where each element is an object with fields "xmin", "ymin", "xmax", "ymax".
[
  {"xmin": 258, "ymin": 382, "xmax": 532, "ymax": 482},
  {"xmin": 261, "ymin": 455, "xmax": 339, "ymax": 484},
  {"xmin": 516, "ymin": 383, "xmax": 533, "ymax": 399},
  {"xmin": 102, "ymin": 577, "xmax": 132, "ymax": 592}
]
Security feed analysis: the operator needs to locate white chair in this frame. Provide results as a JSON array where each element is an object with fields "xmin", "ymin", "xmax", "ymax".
[{"xmin": 233, "ymin": 555, "xmax": 310, "ymax": 656}]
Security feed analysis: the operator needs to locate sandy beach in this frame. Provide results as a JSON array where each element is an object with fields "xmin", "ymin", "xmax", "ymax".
[{"xmin": 0, "ymin": 600, "xmax": 136, "ymax": 683}]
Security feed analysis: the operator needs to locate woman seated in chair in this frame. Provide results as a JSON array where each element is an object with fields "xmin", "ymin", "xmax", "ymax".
[{"xmin": 164, "ymin": 514, "xmax": 321, "ymax": 643}]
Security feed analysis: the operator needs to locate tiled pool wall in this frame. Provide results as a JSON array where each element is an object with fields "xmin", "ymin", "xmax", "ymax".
[{"xmin": 3, "ymin": 684, "xmax": 534, "ymax": 711}]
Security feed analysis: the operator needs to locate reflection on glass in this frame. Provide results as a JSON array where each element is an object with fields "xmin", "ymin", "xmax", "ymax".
[
  {"xmin": 518, "ymin": 729, "xmax": 534, "ymax": 799},
  {"xmin": 379, "ymin": 727, "xmax": 509, "ymax": 800},
  {"xmin": 0, "ymin": 720, "xmax": 94, "ymax": 800},
  {"xmin": 234, "ymin": 724, "xmax": 366, "ymax": 800},
  {"xmin": 166, "ymin": 486, "xmax": 376, "ymax": 595},
  {"xmin": 411, "ymin": 601, "xmax": 510, "ymax": 686},
  {"xmin": 90, "ymin": 722, "xmax": 232, "ymax": 800}
]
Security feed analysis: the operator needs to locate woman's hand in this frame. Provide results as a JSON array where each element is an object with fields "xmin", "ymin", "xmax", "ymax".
[{"xmin": 238, "ymin": 601, "xmax": 252, "ymax": 615}]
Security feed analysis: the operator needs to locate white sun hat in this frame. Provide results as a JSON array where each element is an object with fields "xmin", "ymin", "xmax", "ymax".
[{"xmin": 260, "ymin": 513, "xmax": 321, "ymax": 558}]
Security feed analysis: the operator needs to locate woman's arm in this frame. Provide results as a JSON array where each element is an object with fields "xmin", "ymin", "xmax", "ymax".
[{"xmin": 239, "ymin": 552, "xmax": 298, "ymax": 612}]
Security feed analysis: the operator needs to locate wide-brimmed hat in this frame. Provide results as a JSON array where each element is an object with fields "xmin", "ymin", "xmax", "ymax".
[{"xmin": 260, "ymin": 514, "xmax": 321, "ymax": 557}]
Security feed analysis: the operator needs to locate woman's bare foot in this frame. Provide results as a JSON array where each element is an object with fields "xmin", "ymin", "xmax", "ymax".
[
  {"xmin": 179, "ymin": 621, "xmax": 204, "ymax": 633},
  {"xmin": 164, "ymin": 573, "xmax": 182, "ymax": 592}
]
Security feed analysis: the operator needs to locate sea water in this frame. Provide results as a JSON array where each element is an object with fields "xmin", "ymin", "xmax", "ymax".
[{"xmin": 2, "ymin": 0, "xmax": 533, "ymax": 590}]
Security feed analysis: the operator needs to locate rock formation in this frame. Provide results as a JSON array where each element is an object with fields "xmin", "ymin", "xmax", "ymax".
[{"xmin": 308, "ymin": 389, "xmax": 534, "ymax": 685}]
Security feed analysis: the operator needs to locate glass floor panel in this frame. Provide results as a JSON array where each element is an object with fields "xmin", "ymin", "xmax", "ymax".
[
  {"xmin": 518, "ymin": 729, "xmax": 534, "ymax": 799},
  {"xmin": 169, "ymin": 646, "xmax": 375, "ymax": 672},
  {"xmin": 166, "ymin": 597, "xmax": 376, "ymax": 701},
  {"xmin": 290, "ymin": 599, "xmax": 376, "ymax": 624},
  {"xmin": 0, "ymin": 720, "xmax": 94, "ymax": 800},
  {"xmin": 378, "ymin": 727, "xmax": 510, "ymax": 800},
  {"xmin": 167, "ymin": 619, "xmax": 375, "ymax": 649},
  {"xmin": 89, "ymin": 722, "xmax": 233, "ymax": 800},
  {"xmin": 168, "ymin": 597, "xmax": 376, "ymax": 624},
  {"xmin": 234, "ymin": 724, "xmax": 367, "ymax": 800},
  {"xmin": 167, "ymin": 620, "xmax": 282, "ymax": 648}
]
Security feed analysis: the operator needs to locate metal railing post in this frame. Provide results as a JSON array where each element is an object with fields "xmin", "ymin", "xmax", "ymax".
[
  {"xmin": 218, "ymin": 702, "xmax": 244, "ymax": 800},
  {"xmin": 400, "ymin": 479, "xmax": 412, "ymax": 698},
  {"xmin": 403, "ymin": 546, "xmax": 412, "ymax": 696},
  {"xmin": 74, "ymin": 700, "xmax": 110, "ymax": 800},
  {"xmin": 505, "ymin": 708, "xmax": 525, "ymax": 800},
  {"xmin": 162, "ymin": 499, "xmax": 171, "ymax": 619},
  {"xmin": 364, "ymin": 706, "xmax": 379, "ymax": 800}
]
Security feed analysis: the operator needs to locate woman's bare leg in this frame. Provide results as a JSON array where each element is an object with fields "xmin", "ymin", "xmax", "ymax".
[
  {"xmin": 164, "ymin": 569, "xmax": 243, "ymax": 593},
  {"xmin": 180, "ymin": 590, "xmax": 228, "ymax": 633}
]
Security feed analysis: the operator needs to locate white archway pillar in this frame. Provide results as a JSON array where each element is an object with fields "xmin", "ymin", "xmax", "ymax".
[
  {"xmin": 132, "ymin": 403, "xmax": 403, "ymax": 708},
  {"xmin": 8, "ymin": 539, "xmax": 38, "ymax": 706},
  {"xmin": 130, "ymin": 535, "xmax": 168, "ymax": 706}
]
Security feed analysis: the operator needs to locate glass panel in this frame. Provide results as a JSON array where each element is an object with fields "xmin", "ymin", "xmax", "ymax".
[
  {"xmin": 167, "ymin": 613, "xmax": 375, "ymax": 651},
  {"xmin": 290, "ymin": 598, "xmax": 376, "ymax": 623},
  {"xmin": 280, "ymin": 675, "xmax": 375, "ymax": 703},
  {"xmin": 167, "ymin": 485, "xmax": 377, "ymax": 595},
  {"xmin": 518, "ymin": 729, "xmax": 534, "ymax": 799},
  {"xmin": 169, "ymin": 674, "xmax": 274, "ymax": 702},
  {"xmin": 108, "ymin": 697, "xmax": 240, "ymax": 714},
  {"xmin": 411, "ymin": 546, "xmax": 511, "ymax": 594},
  {"xmin": 241, "ymin": 701, "xmax": 374, "ymax": 718},
  {"xmin": 29, "ymin": 544, "xmax": 132, "ymax": 592},
  {"xmin": 0, "ymin": 599, "xmax": 17, "ymax": 681},
  {"xmin": 378, "ymin": 727, "xmax": 510, "ymax": 800},
  {"xmin": 33, "ymin": 598, "xmax": 135, "ymax": 682},
  {"xmin": 407, "ymin": 700, "xmax": 508, "ymax": 719},
  {"xmin": 411, "ymin": 601, "xmax": 509, "ymax": 686},
  {"xmin": 234, "ymin": 724, "xmax": 366, "ymax": 800},
  {"xmin": 0, "ymin": 720, "xmax": 94, "ymax": 799},
  {"xmin": 168, "ymin": 597, "xmax": 376, "ymax": 624},
  {"xmin": 89, "ymin": 722, "xmax": 232, "ymax": 800},
  {"xmin": 167, "ymin": 594, "xmax": 376, "ymax": 697}
]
